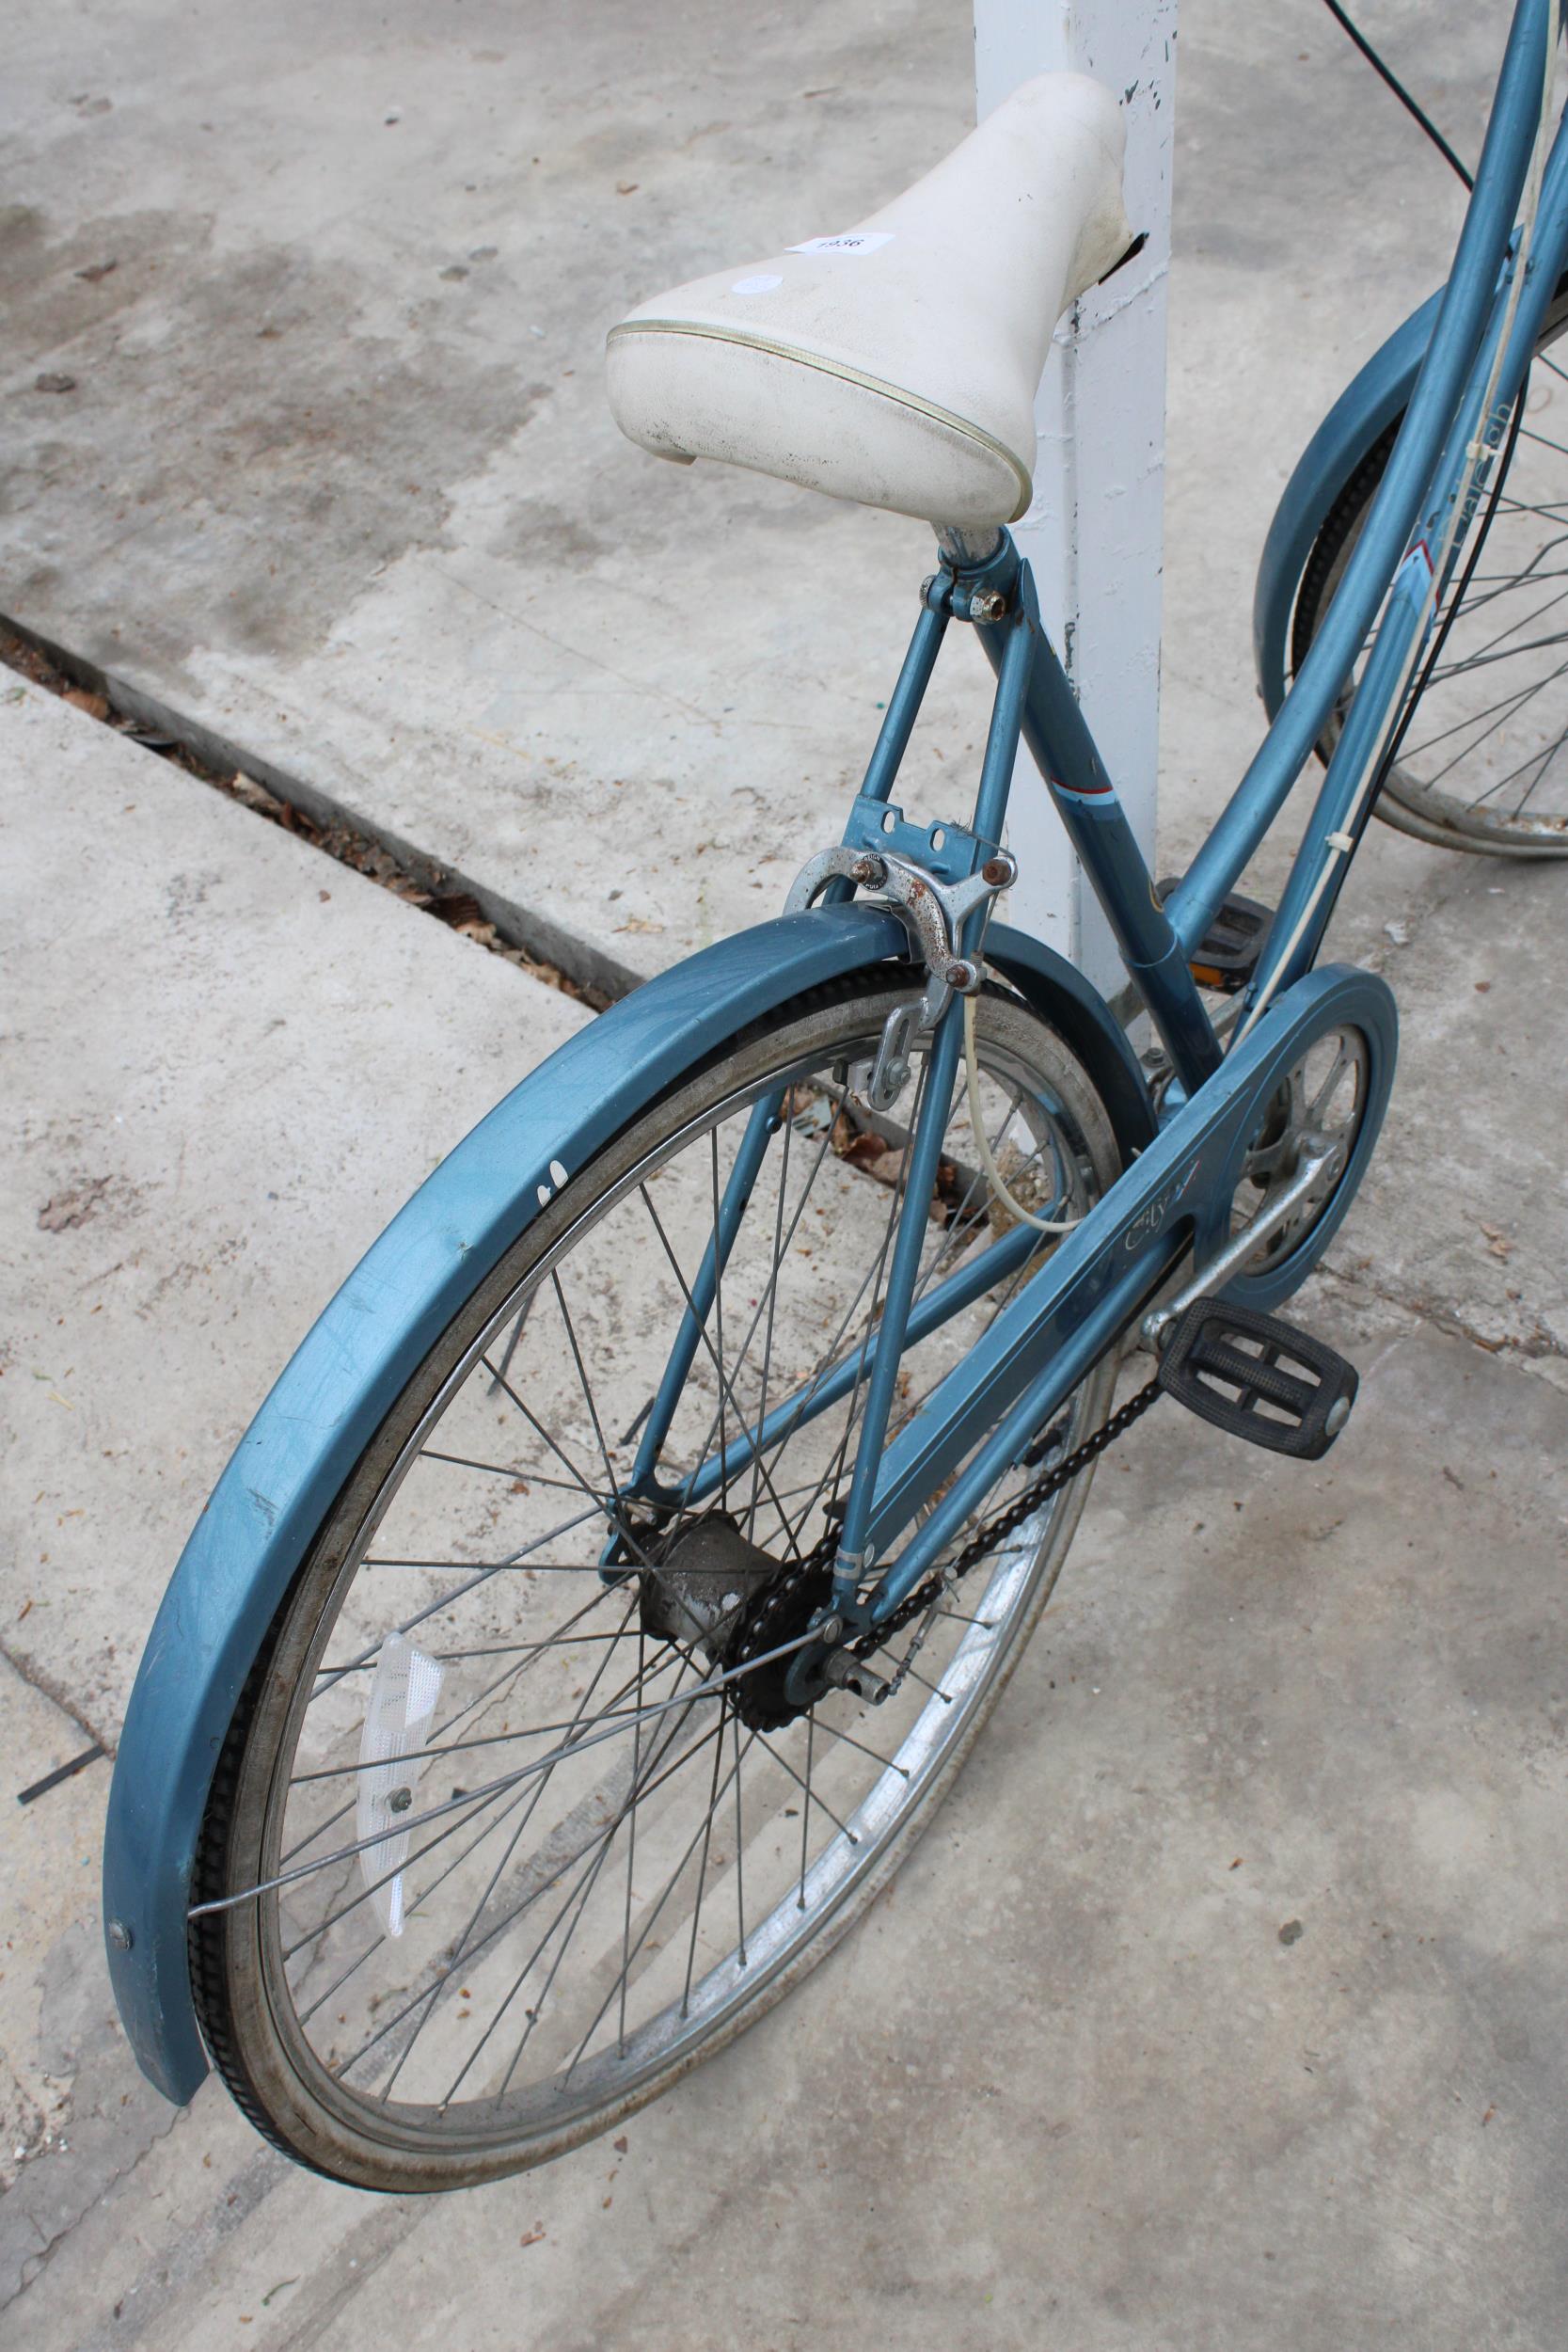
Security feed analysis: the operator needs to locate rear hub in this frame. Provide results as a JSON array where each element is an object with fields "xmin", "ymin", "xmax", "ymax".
[
  {"xmin": 637, "ymin": 1508, "xmax": 848, "ymax": 1733},
  {"xmin": 638, "ymin": 1512, "xmax": 780, "ymax": 1654}
]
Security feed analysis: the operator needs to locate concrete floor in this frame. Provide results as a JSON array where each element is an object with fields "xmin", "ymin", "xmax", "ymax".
[{"xmin": 3, "ymin": 1, "xmax": 1566, "ymax": 2344}]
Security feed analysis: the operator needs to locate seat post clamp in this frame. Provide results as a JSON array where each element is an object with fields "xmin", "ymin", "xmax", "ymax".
[{"xmin": 919, "ymin": 574, "xmax": 1010, "ymax": 625}]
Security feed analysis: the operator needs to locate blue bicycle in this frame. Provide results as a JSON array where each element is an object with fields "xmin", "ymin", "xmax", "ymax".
[{"xmin": 103, "ymin": 0, "xmax": 1568, "ymax": 2188}]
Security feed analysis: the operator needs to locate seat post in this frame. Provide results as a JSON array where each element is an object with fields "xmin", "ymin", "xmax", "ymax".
[{"xmin": 934, "ymin": 524, "xmax": 1006, "ymax": 571}]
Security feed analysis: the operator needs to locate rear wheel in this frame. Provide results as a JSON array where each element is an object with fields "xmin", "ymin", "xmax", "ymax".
[
  {"xmin": 1291, "ymin": 287, "xmax": 1568, "ymax": 857},
  {"xmin": 189, "ymin": 974, "xmax": 1121, "ymax": 2189}
]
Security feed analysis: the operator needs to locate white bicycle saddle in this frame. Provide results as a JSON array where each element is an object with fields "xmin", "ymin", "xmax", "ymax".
[{"xmin": 606, "ymin": 73, "xmax": 1132, "ymax": 530}]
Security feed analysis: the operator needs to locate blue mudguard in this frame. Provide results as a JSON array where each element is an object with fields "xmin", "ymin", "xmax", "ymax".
[
  {"xmin": 103, "ymin": 900, "xmax": 1154, "ymax": 2105},
  {"xmin": 1252, "ymin": 287, "xmax": 1444, "ymax": 718},
  {"xmin": 1256, "ymin": 238, "xmax": 1568, "ymax": 716}
]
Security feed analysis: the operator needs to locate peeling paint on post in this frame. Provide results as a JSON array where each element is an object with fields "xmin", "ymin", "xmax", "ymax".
[{"xmin": 974, "ymin": 1, "xmax": 1176, "ymax": 999}]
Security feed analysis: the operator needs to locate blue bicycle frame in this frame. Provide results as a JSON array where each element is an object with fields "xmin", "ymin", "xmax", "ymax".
[
  {"xmin": 633, "ymin": 0, "xmax": 1568, "ymax": 1637},
  {"xmin": 103, "ymin": 0, "xmax": 1568, "ymax": 2108}
]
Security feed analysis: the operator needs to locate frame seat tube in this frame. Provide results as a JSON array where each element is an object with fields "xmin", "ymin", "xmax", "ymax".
[{"xmin": 971, "ymin": 553, "xmax": 1222, "ymax": 1094}]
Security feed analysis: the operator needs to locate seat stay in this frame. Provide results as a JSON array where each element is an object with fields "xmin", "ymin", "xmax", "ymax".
[
  {"xmin": 622, "ymin": 529, "xmax": 1215, "ymax": 1594},
  {"xmin": 627, "ymin": 1083, "xmax": 785, "ymax": 1495}
]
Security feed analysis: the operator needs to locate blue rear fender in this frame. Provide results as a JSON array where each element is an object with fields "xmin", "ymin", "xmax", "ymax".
[{"xmin": 103, "ymin": 898, "xmax": 1154, "ymax": 2105}]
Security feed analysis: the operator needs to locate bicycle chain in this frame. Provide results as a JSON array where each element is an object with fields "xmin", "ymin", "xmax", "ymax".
[
  {"xmin": 729, "ymin": 1376, "xmax": 1163, "ymax": 1708},
  {"xmin": 869, "ymin": 1375, "xmax": 1164, "ymax": 1647}
]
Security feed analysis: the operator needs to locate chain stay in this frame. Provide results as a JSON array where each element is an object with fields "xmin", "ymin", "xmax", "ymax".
[
  {"xmin": 726, "ymin": 1377, "xmax": 1164, "ymax": 1707},
  {"xmin": 869, "ymin": 1376, "xmax": 1163, "ymax": 1648}
]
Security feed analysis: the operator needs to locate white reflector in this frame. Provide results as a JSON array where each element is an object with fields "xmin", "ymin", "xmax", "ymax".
[{"xmin": 356, "ymin": 1632, "xmax": 445, "ymax": 1938}]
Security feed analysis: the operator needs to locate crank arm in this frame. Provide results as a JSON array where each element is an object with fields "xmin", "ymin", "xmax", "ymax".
[{"xmin": 1138, "ymin": 1133, "xmax": 1345, "ymax": 1352}]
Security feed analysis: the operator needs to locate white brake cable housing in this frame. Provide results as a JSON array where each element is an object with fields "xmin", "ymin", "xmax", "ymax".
[{"xmin": 962, "ymin": 986, "xmax": 1082, "ymax": 1233}]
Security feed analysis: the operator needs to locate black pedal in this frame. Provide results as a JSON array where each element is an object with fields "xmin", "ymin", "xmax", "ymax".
[
  {"xmin": 1155, "ymin": 1298, "xmax": 1357, "ymax": 1460},
  {"xmin": 1157, "ymin": 879, "xmax": 1274, "ymax": 994}
]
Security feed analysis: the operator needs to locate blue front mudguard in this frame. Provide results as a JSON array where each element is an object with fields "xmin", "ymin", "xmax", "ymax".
[
  {"xmin": 1259, "ymin": 252, "xmax": 1568, "ymax": 706},
  {"xmin": 103, "ymin": 900, "xmax": 1155, "ymax": 2106},
  {"xmin": 1252, "ymin": 286, "xmax": 1444, "ymax": 717},
  {"xmin": 1256, "ymin": 261, "xmax": 1568, "ymax": 709}
]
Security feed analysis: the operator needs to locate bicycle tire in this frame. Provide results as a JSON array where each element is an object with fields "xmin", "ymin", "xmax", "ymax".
[
  {"xmin": 1290, "ymin": 286, "xmax": 1568, "ymax": 858},
  {"xmin": 188, "ymin": 972, "xmax": 1122, "ymax": 2190}
]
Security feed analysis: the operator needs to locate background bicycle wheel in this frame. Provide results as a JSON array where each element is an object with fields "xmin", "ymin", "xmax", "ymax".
[{"xmin": 1289, "ymin": 284, "xmax": 1568, "ymax": 857}]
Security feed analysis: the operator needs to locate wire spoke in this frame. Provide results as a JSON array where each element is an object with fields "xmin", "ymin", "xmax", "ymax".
[
  {"xmin": 337, "ymin": 1646, "xmax": 715, "ymax": 2090},
  {"xmin": 674, "ymin": 1089, "xmax": 832, "ymax": 1541},
  {"xmin": 289, "ymin": 1596, "xmax": 647, "ymax": 1970},
  {"xmin": 296, "ymin": 1594, "xmax": 650, "ymax": 2035},
  {"xmin": 732, "ymin": 1708, "xmax": 749, "ymax": 1966},
  {"xmin": 710, "ymin": 1129, "xmax": 729, "ymax": 1508},
  {"xmin": 549, "ymin": 1268, "xmax": 625, "ymax": 1513},
  {"xmin": 809, "ymin": 1712, "xmax": 908, "ymax": 1779},
  {"xmin": 636, "ymin": 1183, "xmax": 804, "ymax": 1558},
  {"xmin": 418, "ymin": 1449, "xmax": 592, "ymax": 1496},
  {"xmin": 796, "ymin": 1717, "xmax": 815, "ymax": 1911},
  {"xmin": 1480, "ymin": 716, "xmax": 1568, "ymax": 808},
  {"xmin": 289, "ymin": 1630, "xmax": 693, "ymax": 1784},
  {"xmin": 739, "ymin": 1059, "xmax": 932, "ymax": 1554},
  {"xmin": 758, "ymin": 1723, "xmax": 860, "ymax": 1842},
  {"xmin": 437, "ymin": 1664, "xmax": 717, "ymax": 2104},
  {"xmin": 497, "ymin": 1683, "xmax": 731, "ymax": 2097},
  {"xmin": 779, "ymin": 1076, "xmax": 934, "ymax": 1557},
  {"xmin": 314, "ymin": 1523, "xmax": 629, "ymax": 1704},
  {"xmin": 1404, "ymin": 650, "xmax": 1568, "ymax": 785},
  {"xmin": 488, "ymin": 1287, "xmax": 536, "ymax": 1394},
  {"xmin": 561, "ymin": 1710, "xmax": 762, "ymax": 2084},
  {"xmin": 193, "ymin": 1617, "xmax": 824, "ymax": 1918},
  {"xmin": 231, "ymin": 991, "xmax": 1123, "ymax": 2146},
  {"xmin": 483, "ymin": 1352, "xmax": 662, "ymax": 1572},
  {"xmin": 1428, "ymin": 574, "xmax": 1568, "ymax": 675},
  {"xmin": 643, "ymin": 1091, "xmax": 831, "ymax": 1544},
  {"xmin": 745, "ymin": 1095, "xmax": 796, "ymax": 1535},
  {"xmin": 681, "ymin": 1715, "xmax": 730, "ymax": 2016},
  {"xmin": 618, "ymin": 1621, "xmax": 647, "ymax": 2054}
]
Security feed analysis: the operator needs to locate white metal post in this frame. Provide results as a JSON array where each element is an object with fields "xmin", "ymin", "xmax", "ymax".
[{"xmin": 973, "ymin": 1, "xmax": 1177, "ymax": 997}]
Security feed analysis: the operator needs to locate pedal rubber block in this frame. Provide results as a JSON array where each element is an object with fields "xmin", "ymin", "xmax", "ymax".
[
  {"xmin": 1156, "ymin": 1297, "xmax": 1357, "ymax": 1461},
  {"xmin": 1156, "ymin": 878, "xmax": 1274, "ymax": 993}
]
